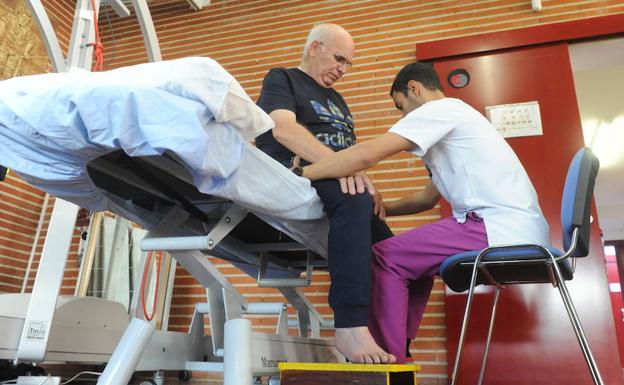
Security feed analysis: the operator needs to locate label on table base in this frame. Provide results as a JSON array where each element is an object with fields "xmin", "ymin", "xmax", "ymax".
[{"xmin": 25, "ymin": 321, "xmax": 48, "ymax": 342}]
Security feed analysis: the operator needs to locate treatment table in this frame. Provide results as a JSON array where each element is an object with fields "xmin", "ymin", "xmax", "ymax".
[{"xmin": 0, "ymin": 57, "xmax": 344, "ymax": 385}]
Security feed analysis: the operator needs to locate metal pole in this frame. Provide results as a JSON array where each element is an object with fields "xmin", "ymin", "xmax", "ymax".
[
  {"xmin": 26, "ymin": 1, "xmax": 66, "ymax": 72},
  {"xmin": 550, "ymin": 254, "xmax": 604, "ymax": 385},
  {"xmin": 130, "ymin": 0, "xmax": 162, "ymax": 62},
  {"xmin": 16, "ymin": 199, "xmax": 79, "ymax": 363},
  {"xmin": 224, "ymin": 318, "xmax": 252, "ymax": 385},
  {"xmin": 96, "ymin": 318, "xmax": 155, "ymax": 385},
  {"xmin": 21, "ymin": 193, "xmax": 49, "ymax": 293},
  {"xmin": 477, "ymin": 287, "xmax": 501, "ymax": 385},
  {"xmin": 450, "ymin": 254, "xmax": 485, "ymax": 385},
  {"xmin": 76, "ymin": 212, "xmax": 103, "ymax": 296}
]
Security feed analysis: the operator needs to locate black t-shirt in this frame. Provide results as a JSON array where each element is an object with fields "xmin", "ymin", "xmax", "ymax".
[{"xmin": 256, "ymin": 67, "xmax": 356, "ymax": 165}]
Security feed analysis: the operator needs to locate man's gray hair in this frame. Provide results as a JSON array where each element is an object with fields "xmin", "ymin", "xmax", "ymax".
[{"xmin": 302, "ymin": 23, "xmax": 349, "ymax": 59}]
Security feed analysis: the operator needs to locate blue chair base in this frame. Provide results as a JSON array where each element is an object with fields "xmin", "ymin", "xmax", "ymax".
[
  {"xmin": 440, "ymin": 243, "xmax": 603, "ymax": 385},
  {"xmin": 441, "ymin": 245, "xmax": 571, "ymax": 292}
]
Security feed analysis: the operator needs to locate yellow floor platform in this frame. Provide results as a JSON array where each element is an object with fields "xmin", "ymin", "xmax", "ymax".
[{"xmin": 278, "ymin": 362, "xmax": 422, "ymax": 385}]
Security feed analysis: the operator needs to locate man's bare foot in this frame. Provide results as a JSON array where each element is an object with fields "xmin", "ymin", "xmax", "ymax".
[{"xmin": 335, "ymin": 326, "xmax": 396, "ymax": 364}]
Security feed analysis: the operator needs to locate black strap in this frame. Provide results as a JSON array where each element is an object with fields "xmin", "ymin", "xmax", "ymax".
[{"xmin": 0, "ymin": 166, "xmax": 7, "ymax": 182}]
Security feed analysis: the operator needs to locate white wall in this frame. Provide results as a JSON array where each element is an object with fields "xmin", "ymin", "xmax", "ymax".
[{"xmin": 570, "ymin": 38, "xmax": 624, "ymax": 241}]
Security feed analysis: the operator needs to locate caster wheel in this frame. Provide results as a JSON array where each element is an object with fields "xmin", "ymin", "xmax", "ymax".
[{"xmin": 178, "ymin": 370, "xmax": 192, "ymax": 381}]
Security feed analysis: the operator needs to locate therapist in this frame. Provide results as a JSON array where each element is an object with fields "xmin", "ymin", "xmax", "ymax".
[
  {"xmin": 255, "ymin": 23, "xmax": 395, "ymax": 364},
  {"xmin": 300, "ymin": 61, "xmax": 551, "ymax": 363}
]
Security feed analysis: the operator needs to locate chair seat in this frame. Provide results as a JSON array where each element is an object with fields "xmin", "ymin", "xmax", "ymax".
[{"xmin": 440, "ymin": 246, "xmax": 573, "ymax": 292}]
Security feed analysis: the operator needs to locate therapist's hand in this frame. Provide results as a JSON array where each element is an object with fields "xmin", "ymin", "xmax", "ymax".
[
  {"xmin": 360, "ymin": 173, "xmax": 386, "ymax": 220},
  {"xmin": 372, "ymin": 190, "xmax": 386, "ymax": 220}
]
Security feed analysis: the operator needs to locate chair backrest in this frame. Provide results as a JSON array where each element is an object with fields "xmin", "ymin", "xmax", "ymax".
[{"xmin": 561, "ymin": 148, "xmax": 600, "ymax": 257}]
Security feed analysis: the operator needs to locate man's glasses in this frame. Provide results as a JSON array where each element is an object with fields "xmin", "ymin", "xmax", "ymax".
[{"xmin": 318, "ymin": 41, "xmax": 352, "ymax": 68}]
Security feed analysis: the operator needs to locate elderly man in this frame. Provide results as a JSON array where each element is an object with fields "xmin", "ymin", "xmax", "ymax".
[
  {"xmin": 255, "ymin": 23, "xmax": 396, "ymax": 364},
  {"xmin": 300, "ymin": 62, "xmax": 550, "ymax": 363}
]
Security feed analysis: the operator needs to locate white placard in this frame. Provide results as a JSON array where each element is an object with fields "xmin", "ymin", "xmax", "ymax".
[{"xmin": 485, "ymin": 101, "xmax": 543, "ymax": 138}]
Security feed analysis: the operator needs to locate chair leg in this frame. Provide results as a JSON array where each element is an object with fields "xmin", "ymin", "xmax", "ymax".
[
  {"xmin": 551, "ymin": 260, "xmax": 605, "ymax": 385},
  {"xmin": 477, "ymin": 287, "xmax": 500, "ymax": 385},
  {"xmin": 450, "ymin": 261, "xmax": 482, "ymax": 385}
]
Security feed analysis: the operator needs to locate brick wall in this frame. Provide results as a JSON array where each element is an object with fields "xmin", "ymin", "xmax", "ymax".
[
  {"xmin": 20, "ymin": 196, "xmax": 85, "ymax": 296},
  {"xmin": 41, "ymin": 0, "xmax": 75, "ymax": 54},
  {"xmin": 0, "ymin": 0, "xmax": 81, "ymax": 295},
  {"xmin": 90, "ymin": 1, "xmax": 624, "ymax": 383},
  {"xmin": 0, "ymin": 176, "xmax": 82, "ymax": 297},
  {"xmin": 0, "ymin": 173, "xmax": 45, "ymax": 293}
]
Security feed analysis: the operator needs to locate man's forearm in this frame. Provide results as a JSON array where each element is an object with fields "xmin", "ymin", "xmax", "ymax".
[
  {"xmin": 302, "ymin": 143, "xmax": 374, "ymax": 180},
  {"xmin": 273, "ymin": 121, "xmax": 335, "ymax": 163}
]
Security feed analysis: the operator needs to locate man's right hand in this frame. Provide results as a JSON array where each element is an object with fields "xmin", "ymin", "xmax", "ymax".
[{"xmin": 339, "ymin": 174, "xmax": 367, "ymax": 195}]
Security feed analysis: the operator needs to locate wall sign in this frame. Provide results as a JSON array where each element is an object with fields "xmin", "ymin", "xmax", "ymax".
[{"xmin": 485, "ymin": 101, "xmax": 543, "ymax": 138}]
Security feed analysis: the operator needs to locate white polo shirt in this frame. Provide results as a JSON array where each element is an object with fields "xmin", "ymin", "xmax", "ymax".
[{"xmin": 389, "ymin": 97, "xmax": 550, "ymax": 247}]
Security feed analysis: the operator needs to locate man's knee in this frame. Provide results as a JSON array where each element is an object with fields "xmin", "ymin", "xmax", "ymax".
[
  {"xmin": 314, "ymin": 180, "xmax": 374, "ymax": 215},
  {"xmin": 335, "ymin": 192, "xmax": 373, "ymax": 213}
]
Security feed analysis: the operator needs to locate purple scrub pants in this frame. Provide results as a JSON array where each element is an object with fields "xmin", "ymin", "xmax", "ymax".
[{"xmin": 369, "ymin": 212, "xmax": 488, "ymax": 363}]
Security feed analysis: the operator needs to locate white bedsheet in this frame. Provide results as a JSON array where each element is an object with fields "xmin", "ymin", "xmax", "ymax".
[{"xmin": 0, "ymin": 57, "xmax": 326, "ymax": 229}]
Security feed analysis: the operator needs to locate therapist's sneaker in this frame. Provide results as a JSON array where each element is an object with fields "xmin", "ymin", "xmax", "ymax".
[{"xmin": 335, "ymin": 326, "xmax": 396, "ymax": 364}]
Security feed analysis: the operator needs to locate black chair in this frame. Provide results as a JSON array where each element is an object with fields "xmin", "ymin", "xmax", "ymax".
[{"xmin": 440, "ymin": 147, "xmax": 603, "ymax": 385}]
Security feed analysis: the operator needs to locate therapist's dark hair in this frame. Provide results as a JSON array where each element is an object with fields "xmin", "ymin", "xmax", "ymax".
[{"xmin": 390, "ymin": 61, "xmax": 442, "ymax": 96}]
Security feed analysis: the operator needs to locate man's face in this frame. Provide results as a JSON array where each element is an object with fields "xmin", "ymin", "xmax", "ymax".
[
  {"xmin": 391, "ymin": 88, "xmax": 421, "ymax": 117},
  {"xmin": 310, "ymin": 33, "xmax": 354, "ymax": 88}
]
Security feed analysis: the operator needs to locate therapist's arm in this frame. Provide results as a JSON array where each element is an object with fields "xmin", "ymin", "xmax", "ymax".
[
  {"xmin": 270, "ymin": 109, "xmax": 335, "ymax": 163},
  {"xmin": 302, "ymin": 132, "xmax": 414, "ymax": 180},
  {"xmin": 273, "ymin": 109, "xmax": 383, "ymax": 198},
  {"xmin": 384, "ymin": 181, "xmax": 440, "ymax": 216}
]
